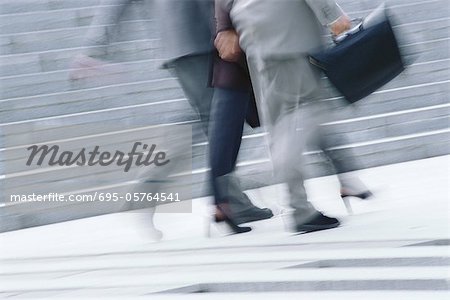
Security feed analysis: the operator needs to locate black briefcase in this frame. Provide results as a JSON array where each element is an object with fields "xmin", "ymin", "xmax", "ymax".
[{"xmin": 309, "ymin": 4, "xmax": 404, "ymax": 103}]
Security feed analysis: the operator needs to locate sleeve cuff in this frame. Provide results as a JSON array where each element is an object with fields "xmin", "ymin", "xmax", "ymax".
[{"xmin": 325, "ymin": 4, "xmax": 345, "ymax": 26}]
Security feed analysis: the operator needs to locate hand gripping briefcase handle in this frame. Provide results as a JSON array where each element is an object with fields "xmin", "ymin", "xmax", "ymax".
[
  {"xmin": 309, "ymin": 3, "xmax": 405, "ymax": 103},
  {"xmin": 332, "ymin": 18, "xmax": 364, "ymax": 44},
  {"xmin": 333, "ymin": 1, "xmax": 391, "ymax": 45}
]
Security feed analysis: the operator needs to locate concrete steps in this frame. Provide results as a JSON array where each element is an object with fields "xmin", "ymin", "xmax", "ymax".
[
  {"xmin": 0, "ymin": 4, "xmax": 151, "ymax": 35},
  {"xmin": 0, "ymin": 0, "xmax": 445, "ymax": 31},
  {"xmin": 1, "ymin": 59, "xmax": 448, "ymax": 127},
  {"xmin": 1, "ymin": 0, "xmax": 448, "ymax": 55},
  {"xmin": 0, "ymin": 39, "xmax": 160, "ymax": 76},
  {"xmin": 2, "ymin": 128, "xmax": 449, "ymax": 208},
  {"xmin": 1, "ymin": 45, "xmax": 448, "ymax": 97},
  {"xmin": 0, "ymin": 0, "xmax": 123, "ymax": 15},
  {"xmin": 2, "ymin": 31, "xmax": 445, "ymax": 77}
]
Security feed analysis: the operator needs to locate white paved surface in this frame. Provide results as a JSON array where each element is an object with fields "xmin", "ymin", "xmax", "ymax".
[{"xmin": 0, "ymin": 156, "xmax": 449, "ymax": 299}]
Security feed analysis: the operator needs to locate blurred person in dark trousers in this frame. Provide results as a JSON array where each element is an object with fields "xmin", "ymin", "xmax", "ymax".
[
  {"xmin": 156, "ymin": 0, "xmax": 273, "ymax": 232},
  {"xmin": 209, "ymin": 18, "xmax": 272, "ymax": 230},
  {"xmin": 215, "ymin": 0, "xmax": 372, "ymax": 232},
  {"xmin": 71, "ymin": 0, "xmax": 273, "ymax": 234}
]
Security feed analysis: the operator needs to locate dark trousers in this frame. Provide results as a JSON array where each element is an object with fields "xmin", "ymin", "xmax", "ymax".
[
  {"xmin": 173, "ymin": 55, "xmax": 257, "ymax": 212},
  {"xmin": 208, "ymin": 88, "xmax": 250, "ymax": 205}
]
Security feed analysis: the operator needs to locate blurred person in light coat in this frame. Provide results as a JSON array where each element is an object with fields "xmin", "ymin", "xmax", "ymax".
[{"xmin": 215, "ymin": 0, "xmax": 372, "ymax": 232}]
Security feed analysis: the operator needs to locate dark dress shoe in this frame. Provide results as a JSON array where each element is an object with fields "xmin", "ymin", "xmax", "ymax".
[
  {"xmin": 214, "ymin": 204, "xmax": 252, "ymax": 234},
  {"xmin": 295, "ymin": 213, "xmax": 340, "ymax": 233},
  {"xmin": 340, "ymin": 189, "xmax": 373, "ymax": 214},
  {"xmin": 340, "ymin": 188, "xmax": 373, "ymax": 200},
  {"xmin": 233, "ymin": 207, "xmax": 274, "ymax": 225}
]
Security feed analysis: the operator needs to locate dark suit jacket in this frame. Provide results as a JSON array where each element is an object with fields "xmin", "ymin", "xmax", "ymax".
[{"xmin": 210, "ymin": 2, "xmax": 260, "ymax": 127}]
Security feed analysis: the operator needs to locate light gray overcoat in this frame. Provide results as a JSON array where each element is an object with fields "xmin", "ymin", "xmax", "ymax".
[{"xmin": 227, "ymin": 0, "xmax": 344, "ymax": 58}]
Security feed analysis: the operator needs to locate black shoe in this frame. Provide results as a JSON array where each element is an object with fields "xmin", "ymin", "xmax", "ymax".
[
  {"xmin": 215, "ymin": 204, "xmax": 252, "ymax": 234},
  {"xmin": 341, "ymin": 189, "xmax": 373, "ymax": 200},
  {"xmin": 295, "ymin": 213, "xmax": 340, "ymax": 233},
  {"xmin": 233, "ymin": 207, "xmax": 274, "ymax": 225},
  {"xmin": 340, "ymin": 189, "xmax": 373, "ymax": 214}
]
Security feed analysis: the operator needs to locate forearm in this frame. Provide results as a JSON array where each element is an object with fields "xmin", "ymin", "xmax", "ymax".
[
  {"xmin": 305, "ymin": 0, "xmax": 345, "ymax": 26},
  {"xmin": 215, "ymin": 0, "xmax": 234, "ymax": 33}
]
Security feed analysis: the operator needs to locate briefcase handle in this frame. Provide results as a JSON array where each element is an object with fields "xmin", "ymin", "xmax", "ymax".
[
  {"xmin": 332, "ymin": 18, "xmax": 363, "ymax": 44},
  {"xmin": 332, "ymin": 3, "xmax": 388, "ymax": 44}
]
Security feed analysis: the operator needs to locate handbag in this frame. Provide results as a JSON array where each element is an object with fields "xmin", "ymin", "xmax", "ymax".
[{"xmin": 309, "ymin": 4, "xmax": 405, "ymax": 103}]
